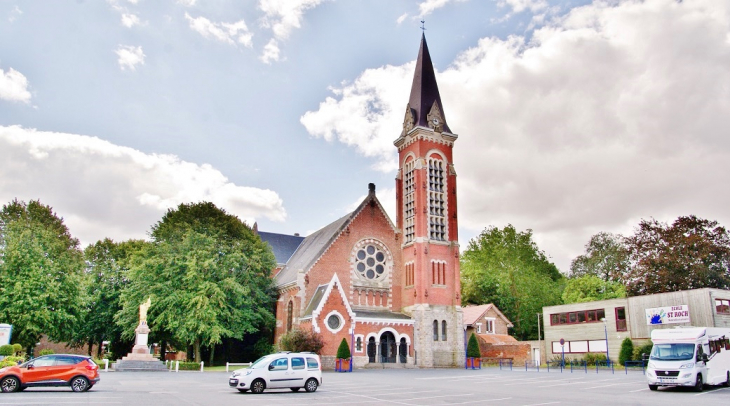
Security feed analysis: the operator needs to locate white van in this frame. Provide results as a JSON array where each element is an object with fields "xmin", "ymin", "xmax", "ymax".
[
  {"xmin": 228, "ymin": 352, "xmax": 322, "ymax": 394},
  {"xmin": 647, "ymin": 327, "xmax": 730, "ymax": 391}
]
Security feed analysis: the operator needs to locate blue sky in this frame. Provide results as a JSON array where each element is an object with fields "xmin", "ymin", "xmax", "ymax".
[{"xmin": 2, "ymin": 0, "xmax": 730, "ymax": 272}]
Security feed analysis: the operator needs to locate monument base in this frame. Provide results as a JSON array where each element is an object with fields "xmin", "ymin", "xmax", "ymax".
[{"xmin": 113, "ymin": 321, "xmax": 167, "ymax": 371}]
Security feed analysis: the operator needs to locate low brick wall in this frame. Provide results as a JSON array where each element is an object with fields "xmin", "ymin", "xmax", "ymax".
[{"xmin": 477, "ymin": 337, "xmax": 531, "ymax": 365}]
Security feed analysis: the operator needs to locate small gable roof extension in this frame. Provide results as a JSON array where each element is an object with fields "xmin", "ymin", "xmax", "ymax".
[
  {"xmin": 274, "ymin": 184, "xmax": 394, "ymax": 288},
  {"xmin": 462, "ymin": 304, "xmax": 514, "ymax": 328}
]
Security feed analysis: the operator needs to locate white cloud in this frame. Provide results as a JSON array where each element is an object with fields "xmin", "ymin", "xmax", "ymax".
[
  {"xmin": 0, "ymin": 67, "xmax": 32, "ymax": 103},
  {"xmin": 396, "ymin": 13, "xmax": 409, "ymax": 25},
  {"xmin": 301, "ymin": 0, "xmax": 730, "ymax": 271},
  {"xmin": 260, "ymin": 38, "xmax": 282, "ymax": 64},
  {"xmin": 8, "ymin": 6, "xmax": 22, "ymax": 22},
  {"xmin": 115, "ymin": 45, "xmax": 145, "ymax": 71},
  {"xmin": 185, "ymin": 13, "xmax": 253, "ymax": 47},
  {"xmin": 418, "ymin": 0, "xmax": 467, "ymax": 17},
  {"xmin": 259, "ymin": 0, "xmax": 325, "ymax": 40},
  {"xmin": 177, "ymin": 0, "xmax": 196, "ymax": 6},
  {"xmin": 121, "ymin": 13, "xmax": 140, "ymax": 28},
  {"xmin": 498, "ymin": 0, "xmax": 547, "ymax": 14},
  {"xmin": 300, "ymin": 62, "xmax": 414, "ymax": 172},
  {"xmin": 0, "ymin": 125, "xmax": 286, "ymax": 245}
]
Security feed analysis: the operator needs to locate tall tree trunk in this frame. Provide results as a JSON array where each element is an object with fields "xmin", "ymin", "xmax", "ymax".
[
  {"xmin": 88, "ymin": 339, "xmax": 93, "ymax": 356},
  {"xmin": 209, "ymin": 345, "xmax": 215, "ymax": 367},
  {"xmin": 194, "ymin": 339, "xmax": 201, "ymax": 363},
  {"xmin": 97, "ymin": 340, "xmax": 102, "ymax": 357}
]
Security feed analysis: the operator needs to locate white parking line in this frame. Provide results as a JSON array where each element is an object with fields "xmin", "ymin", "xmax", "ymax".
[
  {"xmin": 521, "ymin": 402, "xmax": 560, "ymax": 406},
  {"xmin": 695, "ymin": 387, "xmax": 730, "ymax": 396},
  {"xmin": 438, "ymin": 397, "xmax": 513, "ymax": 405},
  {"xmin": 629, "ymin": 388, "xmax": 649, "ymax": 392},
  {"xmin": 584, "ymin": 382, "xmax": 642, "ymax": 389}
]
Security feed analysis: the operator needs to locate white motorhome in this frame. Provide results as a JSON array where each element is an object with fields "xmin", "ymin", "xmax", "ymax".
[{"xmin": 647, "ymin": 327, "xmax": 730, "ymax": 391}]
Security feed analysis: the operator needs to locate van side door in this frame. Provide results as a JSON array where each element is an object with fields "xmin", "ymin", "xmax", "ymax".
[
  {"xmin": 266, "ymin": 357, "xmax": 290, "ymax": 389},
  {"xmin": 289, "ymin": 357, "xmax": 307, "ymax": 388}
]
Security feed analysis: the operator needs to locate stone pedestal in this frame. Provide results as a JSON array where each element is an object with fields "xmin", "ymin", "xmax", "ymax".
[{"xmin": 113, "ymin": 322, "xmax": 167, "ymax": 371}]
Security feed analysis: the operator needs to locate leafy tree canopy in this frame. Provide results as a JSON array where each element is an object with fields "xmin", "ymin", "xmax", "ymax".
[
  {"xmin": 117, "ymin": 202, "xmax": 277, "ymax": 363},
  {"xmin": 0, "ymin": 199, "xmax": 85, "ymax": 351},
  {"xmin": 561, "ymin": 275, "xmax": 626, "ymax": 304},
  {"xmin": 570, "ymin": 232, "xmax": 628, "ymax": 282},
  {"xmin": 461, "ymin": 225, "xmax": 564, "ymax": 340},
  {"xmin": 624, "ymin": 215, "xmax": 730, "ymax": 296},
  {"xmin": 75, "ymin": 238, "xmax": 147, "ymax": 358}
]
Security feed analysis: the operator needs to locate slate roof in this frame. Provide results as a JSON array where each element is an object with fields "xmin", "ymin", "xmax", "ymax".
[
  {"xmin": 302, "ymin": 284, "xmax": 328, "ymax": 317},
  {"xmin": 273, "ymin": 184, "xmax": 393, "ymax": 288},
  {"xmin": 478, "ymin": 334, "xmax": 518, "ymax": 345},
  {"xmin": 408, "ymin": 34, "xmax": 452, "ymax": 134},
  {"xmin": 257, "ymin": 231, "xmax": 304, "ymax": 266}
]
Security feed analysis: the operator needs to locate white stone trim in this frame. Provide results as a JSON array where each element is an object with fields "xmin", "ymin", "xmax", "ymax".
[
  {"xmin": 311, "ymin": 273, "xmax": 355, "ymax": 334},
  {"xmin": 324, "ymin": 310, "xmax": 345, "ymax": 334},
  {"xmin": 354, "ymin": 334, "xmax": 365, "ymax": 353}
]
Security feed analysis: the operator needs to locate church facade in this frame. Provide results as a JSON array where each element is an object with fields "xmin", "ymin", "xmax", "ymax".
[{"xmin": 259, "ymin": 34, "xmax": 465, "ymax": 368}]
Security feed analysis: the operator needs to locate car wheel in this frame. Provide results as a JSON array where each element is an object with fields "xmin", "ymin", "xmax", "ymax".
[
  {"xmin": 0, "ymin": 376, "xmax": 20, "ymax": 393},
  {"xmin": 694, "ymin": 374, "xmax": 703, "ymax": 392},
  {"xmin": 250, "ymin": 379, "xmax": 265, "ymax": 394},
  {"xmin": 237, "ymin": 389, "xmax": 248, "ymax": 393},
  {"xmin": 71, "ymin": 376, "xmax": 90, "ymax": 392},
  {"xmin": 648, "ymin": 385, "xmax": 657, "ymax": 391},
  {"xmin": 304, "ymin": 378, "xmax": 318, "ymax": 393},
  {"xmin": 290, "ymin": 387, "xmax": 300, "ymax": 392}
]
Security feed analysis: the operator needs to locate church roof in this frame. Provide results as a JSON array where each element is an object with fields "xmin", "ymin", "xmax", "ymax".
[
  {"xmin": 355, "ymin": 310, "xmax": 413, "ymax": 320},
  {"xmin": 408, "ymin": 34, "xmax": 451, "ymax": 134},
  {"xmin": 257, "ymin": 231, "xmax": 304, "ymax": 266},
  {"xmin": 273, "ymin": 183, "xmax": 394, "ymax": 288}
]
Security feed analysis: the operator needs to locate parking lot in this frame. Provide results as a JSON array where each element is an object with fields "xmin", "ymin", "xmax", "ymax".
[{"xmin": 2, "ymin": 367, "xmax": 729, "ymax": 406}]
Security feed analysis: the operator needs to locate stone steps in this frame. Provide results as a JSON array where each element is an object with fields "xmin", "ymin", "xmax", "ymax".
[
  {"xmin": 113, "ymin": 360, "xmax": 168, "ymax": 372},
  {"xmin": 363, "ymin": 362, "xmax": 415, "ymax": 369}
]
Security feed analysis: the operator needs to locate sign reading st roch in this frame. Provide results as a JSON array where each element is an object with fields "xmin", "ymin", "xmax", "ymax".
[{"xmin": 645, "ymin": 305, "xmax": 690, "ymax": 325}]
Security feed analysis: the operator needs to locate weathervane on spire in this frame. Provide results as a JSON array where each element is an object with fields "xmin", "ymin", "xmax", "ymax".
[{"xmin": 420, "ymin": 20, "xmax": 426, "ymax": 32}]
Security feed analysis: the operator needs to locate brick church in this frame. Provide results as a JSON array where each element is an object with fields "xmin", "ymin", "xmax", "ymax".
[{"xmin": 258, "ymin": 34, "xmax": 465, "ymax": 368}]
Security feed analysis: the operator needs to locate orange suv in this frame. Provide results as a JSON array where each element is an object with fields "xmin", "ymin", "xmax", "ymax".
[{"xmin": 0, "ymin": 354, "xmax": 100, "ymax": 392}]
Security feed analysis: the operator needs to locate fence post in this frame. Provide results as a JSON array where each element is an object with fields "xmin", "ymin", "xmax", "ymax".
[
  {"xmin": 584, "ymin": 361, "xmax": 587, "ymax": 374},
  {"xmin": 103, "ymin": 359, "xmax": 109, "ymax": 372},
  {"xmin": 226, "ymin": 362, "xmax": 229, "ymax": 372},
  {"xmin": 611, "ymin": 360, "xmax": 614, "ymax": 374},
  {"xmin": 175, "ymin": 360, "xmax": 179, "ymax": 372},
  {"xmin": 200, "ymin": 361, "xmax": 204, "ymax": 372}
]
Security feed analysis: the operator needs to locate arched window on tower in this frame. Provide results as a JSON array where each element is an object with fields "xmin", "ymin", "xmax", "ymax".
[
  {"xmin": 428, "ymin": 157, "xmax": 447, "ymax": 241},
  {"xmin": 433, "ymin": 320, "xmax": 438, "ymax": 341},
  {"xmin": 442, "ymin": 320, "xmax": 447, "ymax": 341},
  {"xmin": 286, "ymin": 301, "xmax": 293, "ymax": 332}
]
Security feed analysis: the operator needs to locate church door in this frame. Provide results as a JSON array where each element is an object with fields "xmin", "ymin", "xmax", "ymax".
[
  {"xmin": 399, "ymin": 338, "xmax": 407, "ymax": 363},
  {"xmin": 380, "ymin": 332, "xmax": 396, "ymax": 363},
  {"xmin": 367, "ymin": 337, "xmax": 376, "ymax": 363}
]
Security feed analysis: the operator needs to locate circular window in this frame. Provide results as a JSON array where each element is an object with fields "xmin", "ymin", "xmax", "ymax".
[
  {"xmin": 327, "ymin": 314, "xmax": 341, "ymax": 330},
  {"xmin": 355, "ymin": 244, "xmax": 388, "ymax": 281}
]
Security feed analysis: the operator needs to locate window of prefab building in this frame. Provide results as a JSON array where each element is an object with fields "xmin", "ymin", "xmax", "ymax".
[
  {"xmin": 550, "ymin": 309, "xmax": 606, "ymax": 325},
  {"xmin": 716, "ymin": 299, "xmax": 730, "ymax": 314}
]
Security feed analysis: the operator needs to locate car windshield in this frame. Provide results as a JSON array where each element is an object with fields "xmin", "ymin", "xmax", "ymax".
[
  {"xmin": 250, "ymin": 356, "xmax": 270, "ymax": 369},
  {"xmin": 650, "ymin": 343, "xmax": 695, "ymax": 361}
]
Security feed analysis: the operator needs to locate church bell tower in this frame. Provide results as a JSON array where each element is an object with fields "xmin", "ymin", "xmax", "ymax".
[{"xmin": 395, "ymin": 34, "xmax": 464, "ymax": 367}]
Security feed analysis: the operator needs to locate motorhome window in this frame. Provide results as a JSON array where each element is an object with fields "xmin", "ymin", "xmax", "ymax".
[{"xmin": 650, "ymin": 343, "xmax": 695, "ymax": 361}]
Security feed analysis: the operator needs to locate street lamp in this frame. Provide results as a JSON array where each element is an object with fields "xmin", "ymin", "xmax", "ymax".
[{"xmin": 601, "ymin": 318, "xmax": 609, "ymax": 365}]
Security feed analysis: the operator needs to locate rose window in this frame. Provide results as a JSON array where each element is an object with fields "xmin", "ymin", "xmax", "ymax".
[{"xmin": 355, "ymin": 245, "xmax": 387, "ymax": 280}]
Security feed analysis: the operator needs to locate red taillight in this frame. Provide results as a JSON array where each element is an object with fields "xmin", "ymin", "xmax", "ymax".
[{"xmin": 85, "ymin": 365, "xmax": 97, "ymax": 371}]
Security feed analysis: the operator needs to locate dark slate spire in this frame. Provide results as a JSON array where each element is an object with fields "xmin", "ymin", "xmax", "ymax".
[{"xmin": 407, "ymin": 33, "xmax": 451, "ymax": 134}]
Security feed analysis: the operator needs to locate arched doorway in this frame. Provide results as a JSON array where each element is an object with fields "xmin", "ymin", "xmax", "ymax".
[
  {"xmin": 367, "ymin": 337, "xmax": 376, "ymax": 363},
  {"xmin": 399, "ymin": 338, "xmax": 407, "ymax": 364},
  {"xmin": 380, "ymin": 332, "xmax": 396, "ymax": 363}
]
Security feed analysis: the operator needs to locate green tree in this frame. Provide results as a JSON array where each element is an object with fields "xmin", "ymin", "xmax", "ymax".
[
  {"xmin": 570, "ymin": 232, "xmax": 628, "ymax": 281},
  {"xmin": 336, "ymin": 338, "xmax": 351, "ymax": 359},
  {"xmin": 73, "ymin": 238, "xmax": 147, "ymax": 359},
  {"xmin": 625, "ymin": 216, "xmax": 730, "ymax": 296},
  {"xmin": 561, "ymin": 275, "xmax": 626, "ymax": 304},
  {"xmin": 619, "ymin": 337, "xmax": 634, "ymax": 366},
  {"xmin": 466, "ymin": 333, "xmax": 481, "ymax": 358},
  {"xmin": 116, "ymin": 202, "xmax": 277, "ymax": 363},
  {"xmin": 0, "ymin": 199, "xmax": 85, "ymax": 353},
  {"xmin": 461, "ymin": 225, "xmax": 564, "ymax": 340}
]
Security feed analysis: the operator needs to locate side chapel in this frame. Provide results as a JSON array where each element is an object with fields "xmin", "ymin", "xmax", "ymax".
[{"xmin": 258, "ymin": 34, "xmax": 465, "ymax": 368}]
